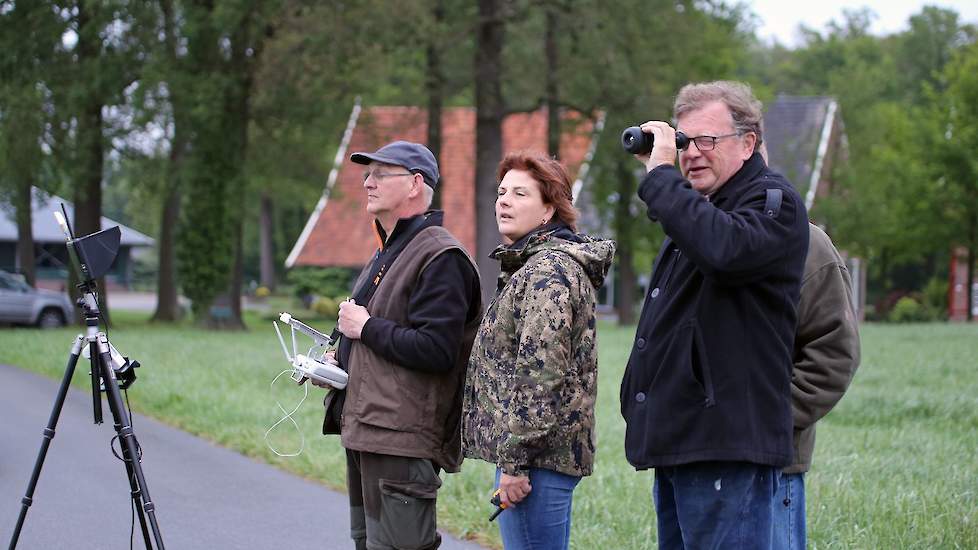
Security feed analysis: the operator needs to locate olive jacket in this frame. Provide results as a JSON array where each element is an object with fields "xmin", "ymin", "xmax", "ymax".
[{"xmin": 787, "ymin": 224, "xmax": 860, "ymax": 474}]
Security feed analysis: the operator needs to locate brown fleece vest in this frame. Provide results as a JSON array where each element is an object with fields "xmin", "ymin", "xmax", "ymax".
[{"xmin": 341, "ymin": 226, "xmax": 480, "ymax": 472}]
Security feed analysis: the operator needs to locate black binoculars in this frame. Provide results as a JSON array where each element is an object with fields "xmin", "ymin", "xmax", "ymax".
[{"xmin": 621, "ymin": 126, "xmax": 689, "ymax": 155}]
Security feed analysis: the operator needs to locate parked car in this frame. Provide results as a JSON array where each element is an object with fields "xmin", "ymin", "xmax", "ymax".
[{"xmin": 0, "ymin": 270, "xmax": 74, "ymax": 328}]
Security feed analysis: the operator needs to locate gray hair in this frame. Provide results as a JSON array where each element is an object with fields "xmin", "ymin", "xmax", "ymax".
[
  {"xmin": 674, "ymin": 81, "xmax": 763, "ymax": 150},
  {"xmin": 422, "ymin": 182, "xmax": 434, "ymax": 209}
]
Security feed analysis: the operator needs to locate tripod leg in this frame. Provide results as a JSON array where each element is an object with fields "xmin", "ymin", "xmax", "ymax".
[
  {"xmin": 8, "ymin": 336, "xmax": 84, "ymax": 550},
  {"xmin": 97, "ymin": 338, "xmax": 166, "ymax": 550},
  {"xmin": 121, "ymin": 443, "xmax": 155, "ymax": 546},
  {"xmin": 98, "ymin": 352, "xmax": 154, "ymax": 548}
]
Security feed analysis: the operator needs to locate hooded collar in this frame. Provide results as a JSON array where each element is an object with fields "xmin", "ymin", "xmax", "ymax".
[
  {"xmin": 501, "ymin": 221, "xmax": 577, "ymax": 252},
  {"xmin": 491, "ymin": 221, "xmax": 581, "ymax": 262}
]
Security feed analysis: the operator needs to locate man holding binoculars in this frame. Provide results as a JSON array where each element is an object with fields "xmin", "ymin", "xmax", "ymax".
[{"xmin": 619, "ymin": 81, "xmax": 810, "ymax": 549}]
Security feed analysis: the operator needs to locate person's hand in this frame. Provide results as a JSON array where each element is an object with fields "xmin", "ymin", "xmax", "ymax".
[
  {"xmin": 497, "ymin": 472, "xmax": 532, "ymax": 507},
  {"xmin": 308, "ymin": 351, "xmax": 338, "ymax": 389},
  {"xmin": 636, "ymin": 120, "xmax": 678, "ymax": 173},
  {"xmin": 338, "ymin": 299, "xmax": 369, "ymax": 340}
]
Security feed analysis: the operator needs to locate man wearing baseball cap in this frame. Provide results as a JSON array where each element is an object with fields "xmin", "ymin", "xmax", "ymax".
[{"xmin": 319, "ymin": 140, "xmax": 482, "ymax": 549}]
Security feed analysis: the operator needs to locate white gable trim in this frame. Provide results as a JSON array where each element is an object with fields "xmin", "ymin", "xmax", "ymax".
[
  {"xmin": 572, "ymin": 111, "xmax": 606, "ymax": 205},
  {"xmin": 285, "ymin": 97, "xmax": 362, "ymax": 268},
  {"xmin": 805, "ymin": 99, "xmax": 837, "ymax": 211}
]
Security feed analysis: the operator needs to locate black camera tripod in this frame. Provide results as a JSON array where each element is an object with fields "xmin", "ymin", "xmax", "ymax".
[{"xmin": 7, "ymin": 289, "xmax": 165, "ymax": 550}]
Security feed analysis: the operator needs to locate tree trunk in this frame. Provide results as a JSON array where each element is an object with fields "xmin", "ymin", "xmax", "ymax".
[
  {"xmin": 227, "ymin": 218, "xmax": 246, "ymax": 330},
  {"xmin": 967, "ymin": 202, "xmax": 976, "ymax": 322},
  {"xmin": 615, "ymin": 158, "xmax": 637, "ymax": 325},
  {"xmin": 14, "ymin": 179, "xmax": 36, "ymax": 287},
  {"xmin": 877, "ymin": 246, "xmax": 889, "ymax": 313},
  {"xmin": 72, "ymin": 0, "xmax": 109, "ymax": 324},
  {"xmin": 72, "ymin": 100, "xmax": 110, "ymax": 325},
  {"xmin": 426, "ymin": 0, "xmax": 445, "ymax": 209},
  {"xmin": 3, "ymin": 0, "xmax": 46, "ymax": 288},
  {"xmin": 178, "ymin": 3, "xmax": 233, "ymax": 325},
  {"xmin": 545, "ymin": 5, "xmax": 560, "ymax": 159},
  {"xmin": 152, "ymin": 185, "xmax": 181, "ymax": 321},
  {"xmin": 259, "ymin": 191, "xmax": 276, "ymax": 291},
  {"xmin": 152, "ymin": 0, "xmax": 183, "ymax": 322},
  {"xmin": 215, "ymin": 6, "xmax": 266, "ymax": 331},
  {"xmin": 475, "ymin": 0, "xmax": 506, "ymax": 305}
]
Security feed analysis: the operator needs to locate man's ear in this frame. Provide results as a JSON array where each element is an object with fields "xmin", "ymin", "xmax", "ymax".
[
  {"xmin": 409, "ymin": 173, "xmax": 424, "ymax": 199},
  {"xmin": 742, "ymin": 132, "xmax": 758, "ymax": 160}
]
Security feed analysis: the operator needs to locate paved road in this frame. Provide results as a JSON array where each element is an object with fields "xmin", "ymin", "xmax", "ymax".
[{"xmin": 0, "ymin": 364, "xmax": 486, "ymax": 549}]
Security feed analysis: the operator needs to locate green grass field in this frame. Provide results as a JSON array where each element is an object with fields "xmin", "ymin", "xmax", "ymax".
[{"xmin": 2, "ymin": 312, "xmax": 976, "ymax": 549}]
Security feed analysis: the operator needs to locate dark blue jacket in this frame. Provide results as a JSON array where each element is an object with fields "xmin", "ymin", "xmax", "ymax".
[{"xmin": 620, "ymin": 152, "xmax": 809, "ymax": 469}]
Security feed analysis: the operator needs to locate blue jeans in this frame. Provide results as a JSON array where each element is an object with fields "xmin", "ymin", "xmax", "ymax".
[
  {"xmin": 772, "ymin": 472, "xmax": 806, "ymax": 550},
  {"xmin": 494, "ymin": 467, "xmax": 581, "ymax": 550},
  {"xmin": 653, "ymin": 461, "xmax": 779, "ymax": 549}
]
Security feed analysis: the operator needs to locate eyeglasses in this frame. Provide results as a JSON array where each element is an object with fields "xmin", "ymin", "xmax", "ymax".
[
  {"xmin": 363, "ymin": 170, "xmax": 414, "ymax": 182},
  {"xmin": 680, "ymin": 132, "xmax": 742, "ymax": 152}
]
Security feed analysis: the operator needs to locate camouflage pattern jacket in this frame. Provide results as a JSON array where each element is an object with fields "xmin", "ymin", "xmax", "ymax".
[{"xmin": 463, "ymin": 225, "xmax": 616, "ymax": 477}]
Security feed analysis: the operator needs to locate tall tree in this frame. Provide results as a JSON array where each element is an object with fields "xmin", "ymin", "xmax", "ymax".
[
  {"xmin": 426, "ymin": 0, "xmax": 446, "ymax": 193},
  {"xmin": 894, "ymin": 7, "xmax": 976, "ymax": 103},
  {"xmin": 932, "ymin": 41, "xmax": 978, "ymax": 320},
  {"xmin": 176, "ymin": 1, "xmax": 279, "ymax": 329},
  {"xmin": 245, "ymin": 1, "xmax": 393, "ymax": 297},
  {"xmin": 60, "ymin": 0, "xmax": 154, "ymax": 322},
  {"xmin": 177, "ymin": 1, "xmax": 237, "ymax": 326},
  {"xmin": 145, "ymin": 0, "xmax": 189, "ymax": 321},
  {"xmin": 544, "ymin": 0, "xmax": 559, "ymax": 158},
  {"xmin": 474, "ymin": 0, "xmax": 508, "ymax": 303},
  {"xmin": 551, "ymin": 0, "xmax": 751, "ymax": 323},
  {"xmin": 763, "ymin": 6, "xmax": 976, "ymax": 308},
  {"xmin": 0, "ymin": 2, "xmax": 62, "ymax": 286}
]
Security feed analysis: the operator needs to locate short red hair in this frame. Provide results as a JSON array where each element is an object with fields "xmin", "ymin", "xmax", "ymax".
[{"xmin": 496, "ymin": 152, "xmax": 579, "ymax": 231}]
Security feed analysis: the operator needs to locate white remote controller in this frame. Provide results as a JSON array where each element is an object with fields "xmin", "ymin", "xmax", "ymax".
[
  {"xmin": 291, "ymin": 354, "xmax": 348, "ymax": 389},
  {"xmin": 273, "ymin": 312, "xmax": 349, "ymax": 390}
]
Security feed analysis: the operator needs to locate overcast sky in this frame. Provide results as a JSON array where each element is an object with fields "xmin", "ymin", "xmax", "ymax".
[{"xmin": 748, "ymin": 0, "xmax": 978, "ymax": 46}]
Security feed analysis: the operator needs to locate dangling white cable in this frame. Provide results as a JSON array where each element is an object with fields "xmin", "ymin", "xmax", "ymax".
[{"xmin": 263, "ymin": 369, "xmax": 308, "ymax": 457}]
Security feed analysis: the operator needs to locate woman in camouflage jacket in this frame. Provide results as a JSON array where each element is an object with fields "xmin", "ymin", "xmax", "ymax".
[{"xmin": 463, "ymin": 152, "xmax": 616, "ymax": 550}]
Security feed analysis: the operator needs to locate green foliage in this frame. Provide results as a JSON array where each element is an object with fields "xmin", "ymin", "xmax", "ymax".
[
  {"xmin": 176, "ymin": 154, "xmax": 234, "ymax": 320},
  {"xmin": 173, "ymin": 1, "xmax": 287, "ymax": 324},
  {"xmin": 311, "ymin": 296, "xmax": 340, "ymax": 319},
  {"xmin": 4, "ymin": 0, "xmax": 976, "ymax": 328},
  {"xmin": 555, "ymin": 0, "xmax": 752, "ymax": 319},
  {"xmin": 286, "ymin": 267, "xmax": 355, "ymax": 303},
  {"xmin": 888, "ymin": 296, "xmax": 929, "ymax": 323},
  {"xmin": 743, "ymin": 6, "xmax": 976, "ymax": 306},
  {"xmin": 922, "ymin": 276, "xmax": 949, "ymax": 320}
]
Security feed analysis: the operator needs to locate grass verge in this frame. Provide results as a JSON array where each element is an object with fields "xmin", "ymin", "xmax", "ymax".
[{"xmin": 2, "ymin": 312, "xmax": 976, "ymax": 548}]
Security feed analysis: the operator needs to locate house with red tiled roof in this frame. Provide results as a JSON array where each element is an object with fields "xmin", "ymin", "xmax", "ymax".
[{"xmin": 285, "ymin": 101, "xmax": 602, "ymax": 271}]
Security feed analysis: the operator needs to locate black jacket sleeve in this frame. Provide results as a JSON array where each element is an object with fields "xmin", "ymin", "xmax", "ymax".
[
  {"xmin": 358, "ymin": 249, "xmax": 478, "ymax": 373},
  {"xmin": 639, "ymin": 163, "xmax": 806, "ymax": 286}
]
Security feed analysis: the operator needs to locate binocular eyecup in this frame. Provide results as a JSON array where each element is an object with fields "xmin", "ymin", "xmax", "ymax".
[{"xmin": 621, "ymin": 126, "xmax": 689, "ymax": 155}]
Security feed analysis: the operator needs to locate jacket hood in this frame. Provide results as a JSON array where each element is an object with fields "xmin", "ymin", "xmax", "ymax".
[{"xmin": 492, "ymin": 225, "xmax": 616, "ymax": 289}]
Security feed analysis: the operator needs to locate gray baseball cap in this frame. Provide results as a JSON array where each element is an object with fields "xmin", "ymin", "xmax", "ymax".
[{"xmin": 351, "ymin": 140, "xmax": 440, "ymax": 189}]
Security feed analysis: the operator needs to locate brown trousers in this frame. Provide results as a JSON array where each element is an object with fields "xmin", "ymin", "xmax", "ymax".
[{"xmin": 346, "ymin": 450, "xmax": 442, "ymax": 550}]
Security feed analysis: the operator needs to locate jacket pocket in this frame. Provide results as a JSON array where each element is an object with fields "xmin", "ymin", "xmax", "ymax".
[
  {"xmin": 647, "ymin": 319, "xmax": 715, "ymax": 408},
  {"xmin": 378, "ymin": 479, "xmax": 439, "ymax": 549},
  {"xmin": 624, "ymin": 319, "xmax": 717, "ymax": 464},
  {"xmin": 356, "ymin": 358, "xmax": 433, "ymax": 432},
  {"xmin": 689, "ymin": 321, "xmax": 715, "ymax": 407}
]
